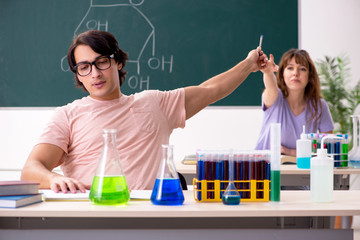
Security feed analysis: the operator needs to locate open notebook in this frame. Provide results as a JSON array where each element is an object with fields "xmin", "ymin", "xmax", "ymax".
[{"xmin": 40, "ymin": 189, "xmax": 152, "ymax": 201}]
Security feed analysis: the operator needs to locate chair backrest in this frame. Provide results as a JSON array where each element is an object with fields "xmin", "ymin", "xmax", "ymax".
[{"xmin": 177, "ymin": 172, "xmax": 188, "ymax": 190}]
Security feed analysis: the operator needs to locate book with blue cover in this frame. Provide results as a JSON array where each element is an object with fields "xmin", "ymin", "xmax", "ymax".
[
  {"xmin": 0, "ymin": 194, "xmax": 42, "ymax": 208},
  {"xmin": 0, "ymin": 180, "xmax": 39, "ymax": 196}
]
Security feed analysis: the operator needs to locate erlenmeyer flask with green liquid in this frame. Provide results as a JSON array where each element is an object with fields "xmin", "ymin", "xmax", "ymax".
[{"xmin": 89, "ymin": 129, "xmax": 130, "ymax": 205}]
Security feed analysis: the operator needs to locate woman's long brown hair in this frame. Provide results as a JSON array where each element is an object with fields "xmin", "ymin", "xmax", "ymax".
[{"xmin": 276, "ymin": 49, "xmax": 322, "ymax": 123}]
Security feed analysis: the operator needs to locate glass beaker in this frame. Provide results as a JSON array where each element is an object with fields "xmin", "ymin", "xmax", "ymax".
[
  {"xmin": 89, "ymin": 129, "xmax": 130, "ymax": 205},
  {"xmin": 151, "ymin": 145, "xmax": 184, "ymax": 205}
]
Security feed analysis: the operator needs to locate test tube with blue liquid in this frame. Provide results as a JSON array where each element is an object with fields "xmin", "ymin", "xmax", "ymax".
[
  {"xmin": 215, "ymin": 151, "xmax": 224, "ymax": 198},
  {"xmin": 256, "ymin": 152, "xmax": 266, "ymax": 198},
  {"xmin": 204, "ymin": 151, "xmax": 216, "ymax": 199},
  {"xmin": 196, "ymin": 150, "xmax": 205, "ymax": 201},
  {"xmin": 335, "ymin": 136, "xmax": 341, "ymax": 167}
]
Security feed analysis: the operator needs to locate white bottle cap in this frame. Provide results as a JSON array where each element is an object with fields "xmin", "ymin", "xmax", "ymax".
[{"xmin": 316, "ymin": 148, "xmax": 328, "ymax": 158}]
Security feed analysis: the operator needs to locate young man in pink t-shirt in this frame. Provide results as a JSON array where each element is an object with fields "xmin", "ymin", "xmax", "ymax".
[{"xmin": 21, "ymin": 30, "xmax": 267, "ymax": 192}]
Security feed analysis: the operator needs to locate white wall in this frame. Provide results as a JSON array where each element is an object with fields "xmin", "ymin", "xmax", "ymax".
[
  {"xmin": 169, "ymin": 107, "xmax": 263, "ymax": 162},
  {"xmin": 1, "ymin": 0, "xmax": 360, "ymax": 180},
  {"xmin": 0, "ymin": 108, "xmax": 54, "ymax": 180},
  {"xmin": 0, "ymin": 107, "xmax": 263, "ymax": 180},
  {"xmin": 300, "ymin": 0, "xmax": 360, "ymax": 86}
]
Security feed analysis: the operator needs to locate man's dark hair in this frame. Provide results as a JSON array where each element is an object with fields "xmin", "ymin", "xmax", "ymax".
[{"xmin": 67, "ymin": 30, "xmax": 128, "ymax": 91}]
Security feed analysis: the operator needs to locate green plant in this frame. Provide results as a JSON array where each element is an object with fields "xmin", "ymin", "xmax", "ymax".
[{"xmin": 316, "ymin": 55, "xmax": 360, "ymax": 134}]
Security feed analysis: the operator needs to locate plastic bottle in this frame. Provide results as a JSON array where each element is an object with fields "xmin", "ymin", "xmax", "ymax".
[
  {"xmin": 310, "ymin": 136, "xmax": 340, "ymax": 202},
  {"xmin": 296, "ymin": 125, "xmax": 312, "ymax": 169}
]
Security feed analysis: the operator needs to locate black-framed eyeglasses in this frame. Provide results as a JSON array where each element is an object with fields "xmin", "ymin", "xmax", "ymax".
[{"xmin": 74, "ymin": 54, "xmax": 114, "ymax": 77}]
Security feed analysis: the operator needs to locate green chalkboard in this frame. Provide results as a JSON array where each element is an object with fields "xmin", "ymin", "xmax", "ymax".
[{"xmin": 0, "ymin": 0, "xmax": 298, "ymax": 107}]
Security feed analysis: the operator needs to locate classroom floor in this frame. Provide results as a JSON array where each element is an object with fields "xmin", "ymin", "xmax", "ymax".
[
  {"xmin": 355, "ymin": 228, "xmax": 360, "ymax": 240},
  {"xmin": 351, "ymin": 176, "xmax": 360, "ymax": 240},
  {"xmin": 353, "ymin": 217, "xmax": 360, "ymax": 240}
]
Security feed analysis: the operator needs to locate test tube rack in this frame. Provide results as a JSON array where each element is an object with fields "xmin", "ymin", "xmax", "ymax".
[
  {"xmin": 193, "ymin": 149, "xmax": 271, "ymax": 202},
  {"xmin": 193, "ymin": 178, "xmax": 270, "ymax": 202},
  {"xmin": 308, "ymin": 133, "xmax": 349, "ymax": 168}
]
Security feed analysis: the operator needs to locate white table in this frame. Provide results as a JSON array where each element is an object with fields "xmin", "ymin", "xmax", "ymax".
[{"xmin": 0, "ymin": 190, "xmax": 359, "ymax": 240}]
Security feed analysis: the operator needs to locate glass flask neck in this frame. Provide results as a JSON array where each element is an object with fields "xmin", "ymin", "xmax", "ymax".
[
  {"xmin": 103, "ymin": 129, "xmax": 117, "ymax": 148},
  {"xmin": 157, "ymin": 144, "xmax": 178, "ymax": 179},
  {"xmin": 95, "ymin": 129, "xmax": 124, "ymax": 177}
]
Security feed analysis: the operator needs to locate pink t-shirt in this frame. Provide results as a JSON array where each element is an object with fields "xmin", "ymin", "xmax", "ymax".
[{"xmin": 36, "ymin": 89, "xmax": 186, "ymax": 190}]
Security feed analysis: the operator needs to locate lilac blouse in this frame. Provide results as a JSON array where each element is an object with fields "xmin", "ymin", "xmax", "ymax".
[{"xmin": 255, "ymin": 89, "xmax": 334, "ymax": 150}]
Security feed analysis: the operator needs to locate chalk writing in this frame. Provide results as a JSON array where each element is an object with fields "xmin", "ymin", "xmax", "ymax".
[{"xmin": 60, "ymin": 0, "xmax": 174, "ymax": 91}]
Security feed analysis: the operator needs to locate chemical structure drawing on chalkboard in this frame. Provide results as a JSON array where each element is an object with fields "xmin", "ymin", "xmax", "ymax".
[
  {"xmin": 60, "ymin": 0, "xmax": 174, "ymax": 92},
  {"xmin": 0, "ymin": 0, "xmax": 297, "ymax": 107}
]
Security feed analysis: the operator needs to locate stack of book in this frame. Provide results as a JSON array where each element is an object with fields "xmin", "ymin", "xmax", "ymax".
[{"xmin": 0, "ymin": 180, "xmax": 42, "ymax": 208}]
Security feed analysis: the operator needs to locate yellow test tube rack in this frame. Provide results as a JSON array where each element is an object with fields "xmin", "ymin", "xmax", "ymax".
[{"xmin": 193, "ymin": 178, "xmax": 271, "ymax": 202}]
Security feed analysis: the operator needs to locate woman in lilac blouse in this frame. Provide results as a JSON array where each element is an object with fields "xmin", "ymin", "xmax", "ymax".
[{"xmin": 255, "ymin": 49, "xmax": 334, "ymax": 156}]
